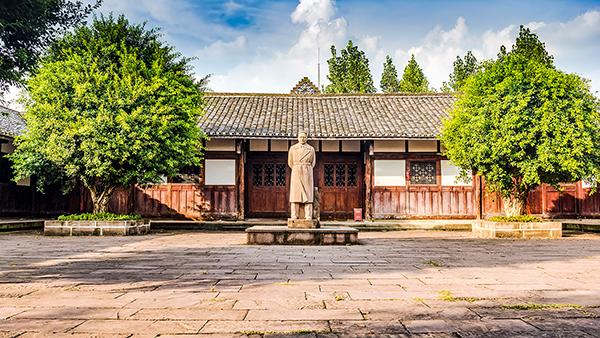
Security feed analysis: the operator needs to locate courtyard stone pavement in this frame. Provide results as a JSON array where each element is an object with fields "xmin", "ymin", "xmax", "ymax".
[{"xmin": 1, "ymin": 230, "xmax": 600, "ymax": 337}]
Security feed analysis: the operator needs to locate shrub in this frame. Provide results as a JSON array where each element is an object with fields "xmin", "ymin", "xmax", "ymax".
[
  {"xmin": 488, "ymin": 215, "xmax": 541, "ymax": 223},
  {"xmin": 57, "ymin": 212, "xmax": 142, "ymax": 221}
]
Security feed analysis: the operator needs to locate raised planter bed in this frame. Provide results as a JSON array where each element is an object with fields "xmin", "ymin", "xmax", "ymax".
[
  {"xmin": 45, "ymin": 220, "xmax": 149, "ymax": 236},
  {"xmin": 472, "ymin": 220, "xmax": 562, "ymax": 239}
]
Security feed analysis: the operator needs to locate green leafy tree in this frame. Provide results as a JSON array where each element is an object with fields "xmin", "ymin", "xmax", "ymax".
[
  {"xmin": 9, "ymin": 15, "xmax": 207, "ymax": 213},
  {"xmin": 0, "ymin": 0, "xmax": 101, "ymax": 96},
  {"xmin": 440, "ymin": 27, "xmax": 600, "ymax": 216},
  {"xmin": 442, "ymin": 51, "xmax": 479, "ymax": 92},
  {"xmin": 399, "ymin": 55, "xmax": 430, "ymax": 93},
  {"xmin": 325, "ymin": 40, "xmax": 375, "ymax": 93},
  {"xmin": 380, "ymin": 55, "xmax": 400, "ymax": 93}
]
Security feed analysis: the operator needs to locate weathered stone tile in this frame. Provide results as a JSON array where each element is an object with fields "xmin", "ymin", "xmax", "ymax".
[
  {"xmin": 200, "ymin": 320, "xmax": 330, "ymax": 334},
  {"xmin": 0, "ymin": 319, "xmax": 84, "ymax": 333},
  {"xmin": 245, "ymin": 309, "xmax": 362, "ymax": 321},
  {"xmin": 403, "ymin": 319, "xmax": 455, "ymax": 333},
  {"xmin": 131, "ymin": 309, "xmax": 246, "ymax": 320},
  {"xmin": 13, "ymin": 307, "xmax": 138, "ymax": 320},
  {"xmin": 0, "ymin": 307, "xmax": 28, "ymax": 320},
  {"xmin": 329, "ymin": 320, "xmax": 408, "ymax": 335}
]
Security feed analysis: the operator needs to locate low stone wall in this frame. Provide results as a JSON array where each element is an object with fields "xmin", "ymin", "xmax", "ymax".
[
  {"xmin": 246, "ymin": 226, "xmax": 358, "ymax": 245},
  {"xmin": 472, "ymin": 220, "xmax": 562, "ymax": 239},
  {"xmin": 45, "ymin": 220, "xmax": 149, "ymax": 236}
]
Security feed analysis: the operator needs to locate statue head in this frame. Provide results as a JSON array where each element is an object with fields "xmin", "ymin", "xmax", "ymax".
[{"xmin": 297, "ymin": 130, "xmax": 308, "ymax": 145}]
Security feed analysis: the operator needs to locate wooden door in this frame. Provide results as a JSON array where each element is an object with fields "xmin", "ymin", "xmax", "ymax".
[
  {"xmin": 318, "ymin": 154, "xmax": 363, "ymax": 219},
  {"xmin": 246, "ymin": 154, "xmax": 289, "ymax": 217}
]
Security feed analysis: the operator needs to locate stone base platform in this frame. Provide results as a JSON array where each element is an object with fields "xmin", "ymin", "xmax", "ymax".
[
  {"xmin": 473, "ymin": 220, "xmax": 562, "ymax": 239},
  {"xmin": 246, "ymin": 226, "xmax": 358, "ymax": 245},
  {"xmin": 45, "ymin": 220, "xmax": 150, "ymax": 236},
  {"xmin": 287, "ymin": 218, "xmax": 320, "ymax": 229}
]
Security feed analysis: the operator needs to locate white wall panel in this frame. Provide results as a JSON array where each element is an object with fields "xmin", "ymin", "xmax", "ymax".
[
  {"xmin": 373, "ymin": 140, "xmax": 405, "ymax": 152},
  {"xmin": 441, "ymin": 160, "xmax": 471, "ymax": 186},
  {"xmin": 408, "ymin": 140, "xmax": 438, "ymax": 152},
  {"xmin": 249, "ymin": 139, "xmax": 268, "ymax": 151},
  {"xmin": 206, "ymin": 138, "xmax": 235, "ymax": 151},
  {"xmin": 205, "ymin": 159, "xmax": 236, "ymax": 185},
  {"xmin": 270, "ymin": 140, "xmax": 288, "ymax": 151},
  {"xmin": 322, "ymin": 140, "xmax": 339, "ymax": 152},
  {"xmin": 374, "ymin": 160, "xmax": 406, "ymax": 186},
  {"xmin": 342, "ymin": 140, "xmax": 360, "ymax": 152}
]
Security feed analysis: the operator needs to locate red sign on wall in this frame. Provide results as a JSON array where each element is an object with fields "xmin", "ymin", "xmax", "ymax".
[{"xmin": 353, "ymin": 208, "xmax": 363, "ymax": 222}]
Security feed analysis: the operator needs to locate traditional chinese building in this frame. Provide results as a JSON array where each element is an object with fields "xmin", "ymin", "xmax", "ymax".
[{"xmin": 2, "ymin": 78, "xmax": 599, "ymax": 219}]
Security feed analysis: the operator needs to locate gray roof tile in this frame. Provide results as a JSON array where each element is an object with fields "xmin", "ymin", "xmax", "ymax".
[
  {"xmin": 201, "ymin": 93, "xmax": 455, "ymax": 139},
  {"xmin": 0, "ymin": 105, "xmax": 25, "ymax": 138}
]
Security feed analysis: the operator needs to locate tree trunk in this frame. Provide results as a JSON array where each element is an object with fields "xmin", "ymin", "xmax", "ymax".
[
  {"xmin": 503, "ymin": 193, "xmax": 527, "ymax": 217},
  {"xmin": 88, "ymin": 185, "xmax": 116, "ymax": 214}
]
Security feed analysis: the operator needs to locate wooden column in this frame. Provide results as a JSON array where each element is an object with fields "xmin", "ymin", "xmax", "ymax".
[
  {"xmin": 474, "ymin": 174, "xmax": 482, "ymax": 219},
  {"xmin": 364, "ymin": 141, "xmax": 374, "ymax": 220},
  {"xmin": 236, "ymin": 139, "xmax": 245, "ymax": 220}
]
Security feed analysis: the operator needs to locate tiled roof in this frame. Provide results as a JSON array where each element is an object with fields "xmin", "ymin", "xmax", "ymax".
[
  {"xmin": 0, "ymin": 105, "xmax": 25, "ymax": 138},
  {"xmin": 201, "ymin": 93, "xmax": 456, "ymax": 139}
]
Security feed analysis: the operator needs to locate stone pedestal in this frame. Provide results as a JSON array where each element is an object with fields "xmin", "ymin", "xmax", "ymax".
[
  {"xmin": 246, "ymin": 226, "xmax": 358, "ymax": 245},
  {"xmin": 472, "ymin": 220, "xmax": 562, "ymax": 239},
  {"xmin": 287, "ymin": 218, "xmax": 319, "ymax": 229}
]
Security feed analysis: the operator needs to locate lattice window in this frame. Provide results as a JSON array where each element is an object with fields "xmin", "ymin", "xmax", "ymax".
[
  {"xmin": 324, "ymin": 164, "xmax": 334, "ymax": 186},
  {"xmin": 410, "ymin": 161, "xmax": 437, "ymax": 185},
  {"xmin": 335, "ymin": 164, "xmax": 346, "ymax": 186},
  {"xmin": 252, "ymin": 164, "xmax": 263, "ymax": 186},
  {"xmin": 347, "ymin": 164, "xmax": 357, "ymax": 186},
  {"xmin": 275, "ymin": 163, "xmax": 286, "ymax": 186},
  {"xmin": 264, "ymin": 163, "xmax": 274, "ymax": 186}
]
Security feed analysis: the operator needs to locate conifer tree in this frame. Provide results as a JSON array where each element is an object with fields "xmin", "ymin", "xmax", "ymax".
[
  {"xmin": 442, "ymin": 51, "xmax": 479, "ymax": 92},
  {"xmin": 380, "ymin": 55, "xmax": 400, "ymax": 93},
  {"xmin": 399, "ymin": 55, "xmax": 430, "ymax": 93},
  {"xmin": 325, "ymin": 40, "xmax": 375, "ymax": 93}
]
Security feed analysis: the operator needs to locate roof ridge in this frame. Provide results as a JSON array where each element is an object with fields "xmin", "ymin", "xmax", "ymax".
[
  {"xmin": 0, "ymin": 104, "xmax": 22, "ymax": 114},
  {"xmin": 205, "ymin": 92, "xmax": 456, "ymax": 98}
]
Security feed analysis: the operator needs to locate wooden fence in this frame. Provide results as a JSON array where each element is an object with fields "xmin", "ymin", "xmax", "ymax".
[
  {"xmin": 0, "ymin": 183, "xmax": 79, "ymax": 216},
  {"xmin": 482, "ymin": 182, "xmax": 600, "ymax": 218},
  {"xmin": 84, "ymin": 184, "xmax": 239, "ymax": 219}
]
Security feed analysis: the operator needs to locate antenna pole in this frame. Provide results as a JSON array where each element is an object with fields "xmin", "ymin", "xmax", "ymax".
[{"xmin": 317, "ymin": 47, "xmax": 321, "ymax": 89}]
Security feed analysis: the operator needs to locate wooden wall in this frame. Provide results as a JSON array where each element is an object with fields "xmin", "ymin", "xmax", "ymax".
[
  {"xmin": 483, "ymin": 182, "xmax": 600, "ymax": 218},
  {"xmin": 372, "ymin": 186, "xmax": 475, "ymax": 218},
  {"xmin": 0, "ymin": 183, "xmax": 80, "ymax": 217},
  {"xmin": 84, "ymin": 184, "xmax": 238, "ymax": 219}
]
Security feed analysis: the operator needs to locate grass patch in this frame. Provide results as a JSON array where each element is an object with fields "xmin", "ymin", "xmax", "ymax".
[
  {"xmin": 335, "ymin": 294, "xmax": 346, "ymax": 301},
  {"xmin": 57, "ymin": 212, "xmax": 141, "ymax": 221},
  {"xmin": 438, "ymin": 290, "xmax": 483, "ymax": 303},
  {"xmin": 501, "ymin": 303, "xmax": 582, "ymax": 310},
  {"xmin": 423, "ymin": 259, "xmax": 444, "ymax": 267},
  {"xmin": 488, "ymin": 215, "xmax": 541, "ymax": 222}
]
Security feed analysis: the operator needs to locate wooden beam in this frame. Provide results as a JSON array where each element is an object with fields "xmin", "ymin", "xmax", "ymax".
[
  {"xmin": 474, "ymin": 174, "xmax": 482, "ymax": 219},
  {"xmin": 364, "ymin": 141, "xmax": 374, "ymax": 220},
  {"xmin": 237, "ymin": 139, "xmax": 245, "ymax": 220}
]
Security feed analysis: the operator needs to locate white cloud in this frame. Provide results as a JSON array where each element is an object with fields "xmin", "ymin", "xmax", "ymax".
[
  {"xmin": 210, "ymin": 0, "xmax": 347, "ymax": 92},
  {"xmin": 195, "ymin": 36, "xmax": 247, "ymax": 58},
  {"xmin": 391, "ymin": 17, "xmax": 470, "ymax": 90},
  {"xmin": 223, "ymin": 1, "xmax": 243, "ymax": 15},
  {"xmin": 383, "ymin": 11, "xmax": 600, "ymax": 93}
]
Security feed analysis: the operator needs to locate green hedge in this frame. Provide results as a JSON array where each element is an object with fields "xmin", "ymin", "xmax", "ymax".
[
  {"xmin": 57, "ymin": 212, "xmax": 142, "ymax": 221},
  {"xmin": 488, "ymin": 215, "xmax": 542, "ymax": 223}
]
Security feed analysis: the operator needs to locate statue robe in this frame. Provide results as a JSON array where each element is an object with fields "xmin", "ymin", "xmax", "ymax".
[{"xmin": 288, "ymin": 142, "xmax": 316, "ymax": 203}]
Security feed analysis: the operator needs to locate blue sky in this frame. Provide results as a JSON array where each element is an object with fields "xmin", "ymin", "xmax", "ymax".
[{"xmin": 67, "ymin": 0, "xmax": 600, "ymax": 94}]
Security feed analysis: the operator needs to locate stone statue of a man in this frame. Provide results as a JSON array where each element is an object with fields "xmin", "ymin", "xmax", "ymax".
[{"xmin": 288, "ymin": 130, "xmax": 316, "ymax": 220}]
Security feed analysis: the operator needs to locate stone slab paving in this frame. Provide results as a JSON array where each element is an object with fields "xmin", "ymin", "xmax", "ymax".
[{"xmin": 0, "ymin": 230, "xmax": 600, "ymax": 337}]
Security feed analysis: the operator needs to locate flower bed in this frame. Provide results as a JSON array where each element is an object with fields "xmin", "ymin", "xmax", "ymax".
[
  {"xmin": 472, "ymin": 219, "xmax": 561, "ymax": 239},
  {"xmin": 45, "ymin": 213, "xmax": 148, "ymax": 236}
]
